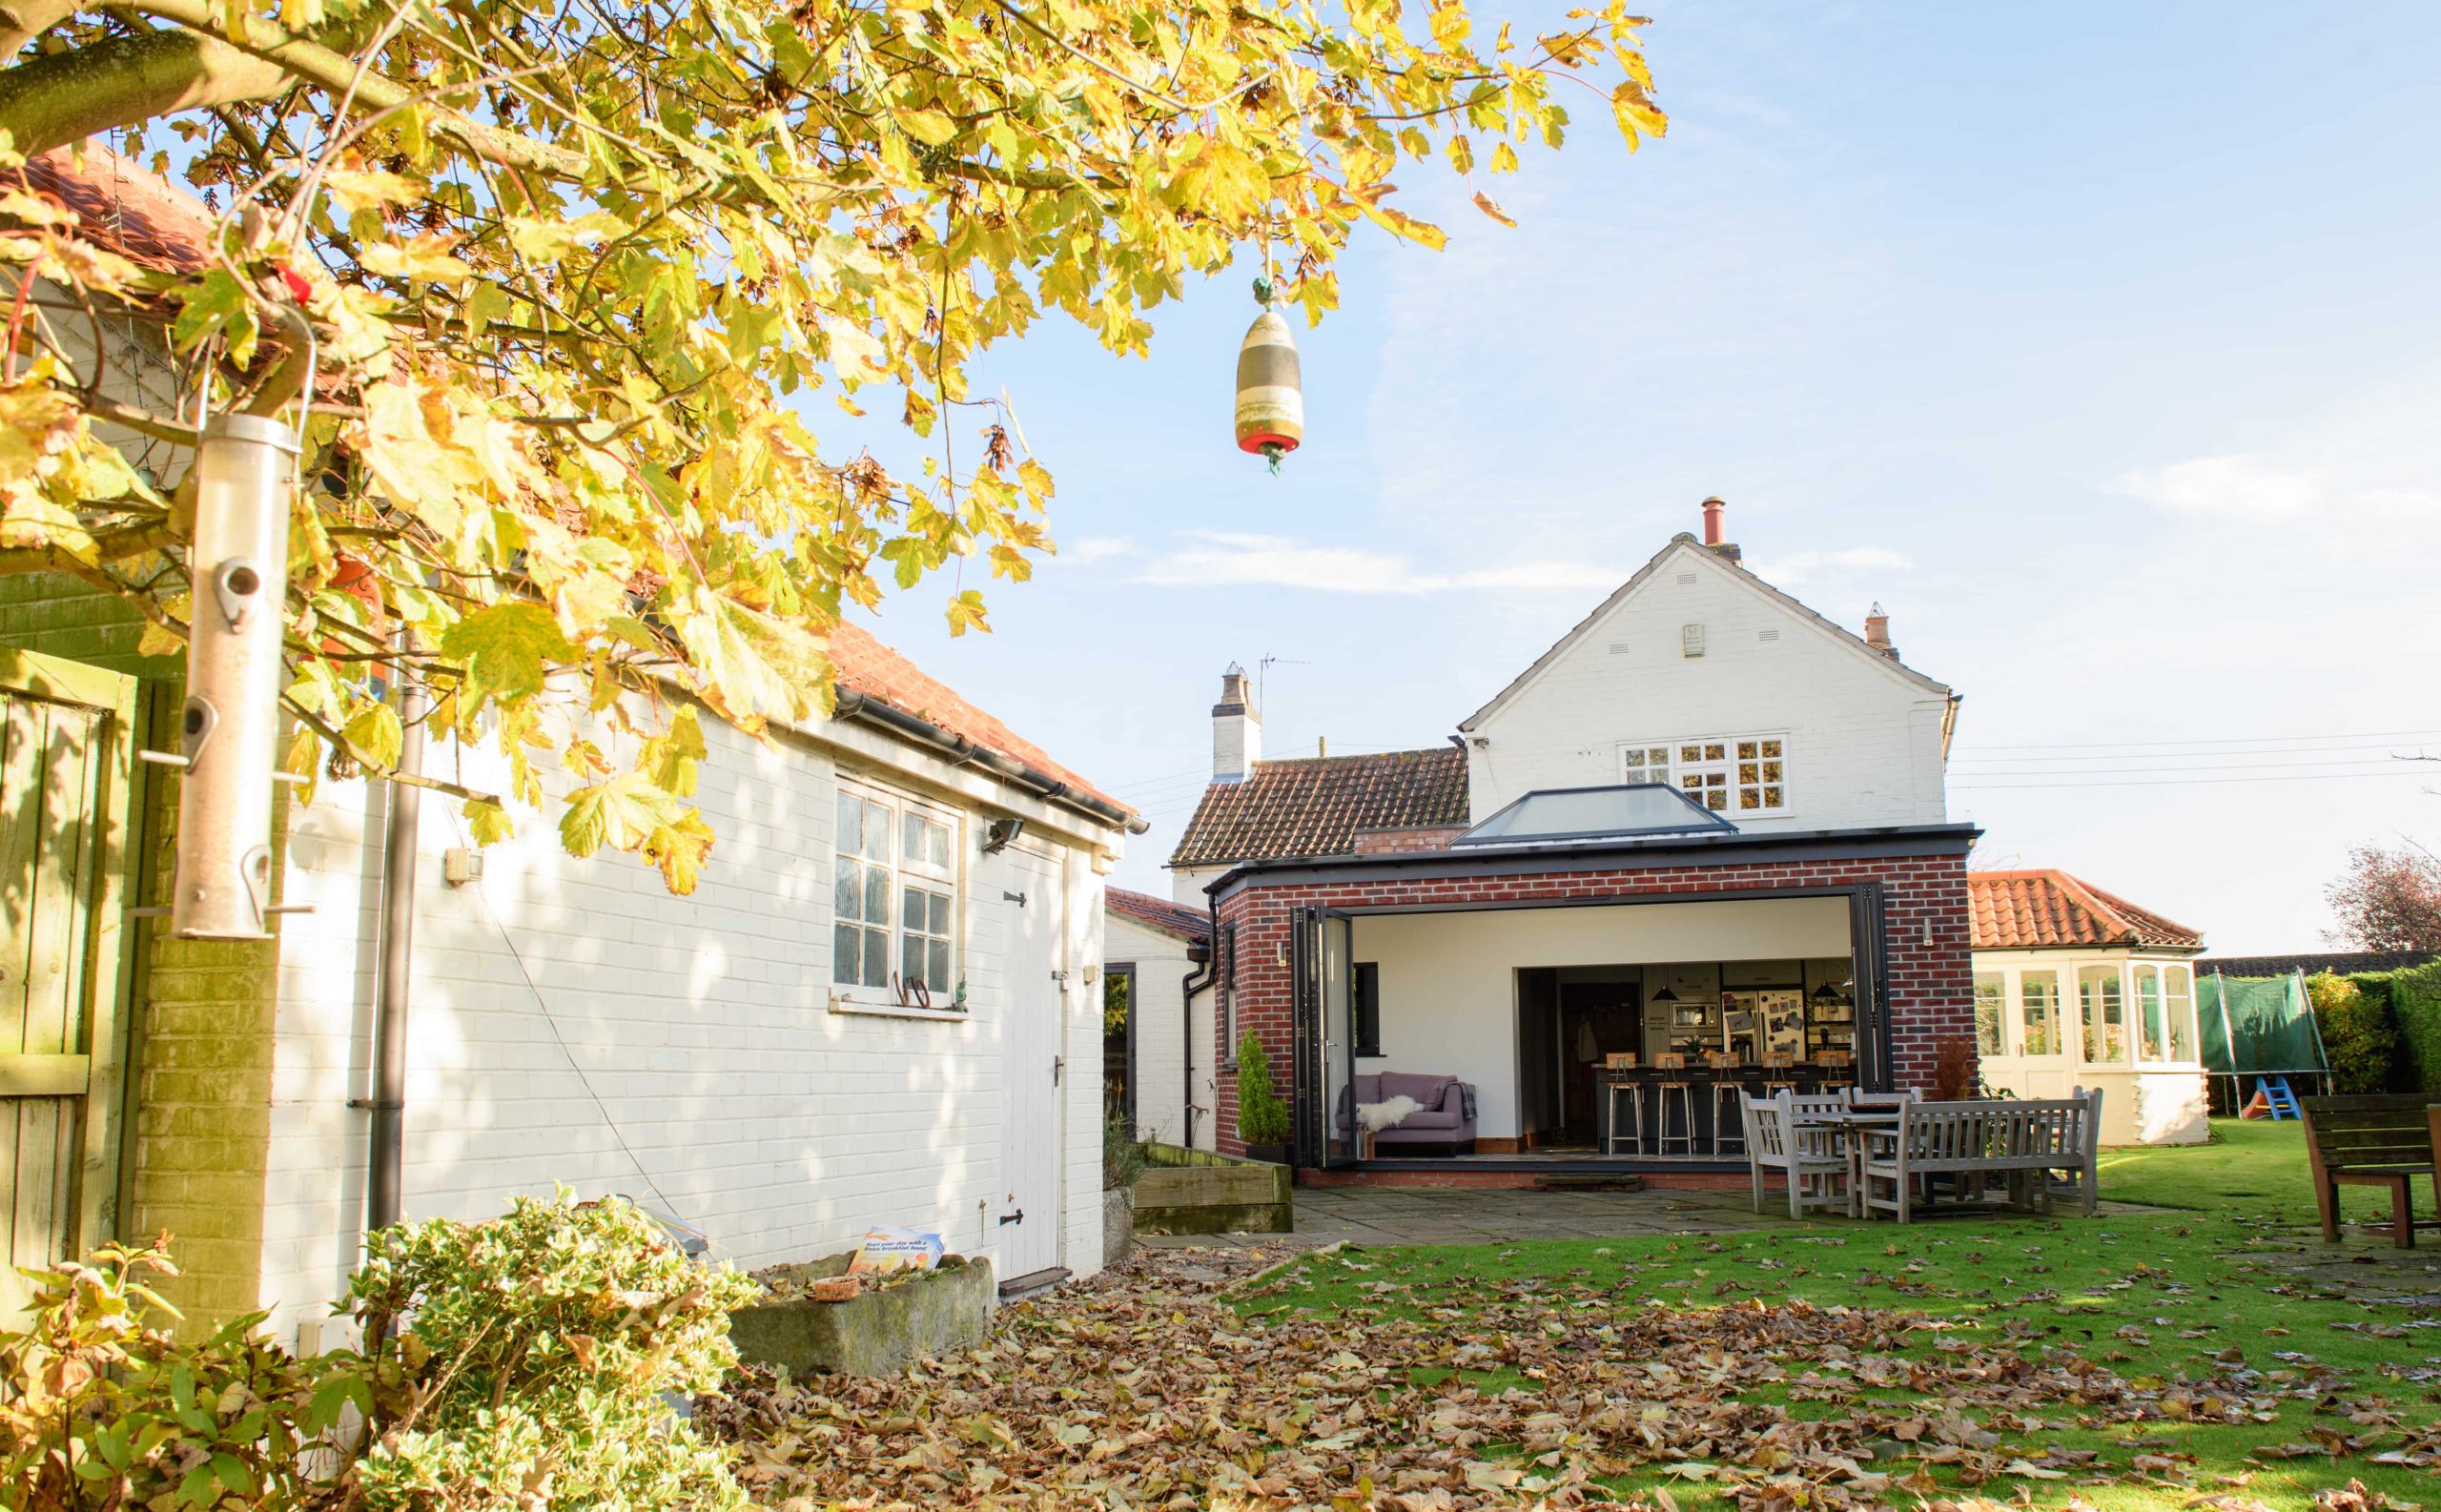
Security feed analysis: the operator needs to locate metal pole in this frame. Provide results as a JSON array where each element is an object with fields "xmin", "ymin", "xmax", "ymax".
[
  {"xmin": 173, "ymin": 413, "xmax": 297, "ymax": 939},
  {"xmin": 365, "ymin": 661, "xmax": 426, "ymax": 1234}
]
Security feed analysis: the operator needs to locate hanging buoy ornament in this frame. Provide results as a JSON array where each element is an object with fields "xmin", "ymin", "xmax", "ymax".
[{"xmin": 1234, "ymin": 278, "xmax": 1303, "ymax": 474}]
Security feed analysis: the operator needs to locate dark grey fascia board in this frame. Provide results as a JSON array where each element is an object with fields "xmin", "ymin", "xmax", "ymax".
[{"xmin": 1205, "ymin": 823, "xmax": 1983, "ymax": 904}]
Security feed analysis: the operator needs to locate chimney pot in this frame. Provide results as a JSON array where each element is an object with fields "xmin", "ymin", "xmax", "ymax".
[
  {"xmin": 1211, "ymin": 664, "xmax": 1262, "ymax": 782},
  {"xmin": 1698, "ymin": 497, "xmax": 1742, "ymax": 562},
  {"xmin": 1863, "ymin": 603, "xmax": 1897, "ymax": 659}
]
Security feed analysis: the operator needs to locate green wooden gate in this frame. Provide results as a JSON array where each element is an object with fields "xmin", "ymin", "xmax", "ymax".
[{"xmin": 0, "ymin": 646, "xmax": 138, "ymax": 1322}]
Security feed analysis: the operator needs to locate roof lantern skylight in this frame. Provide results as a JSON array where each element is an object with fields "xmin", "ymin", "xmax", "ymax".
[{"xmin": 1450, "ymin": 783, "xmax": 1737, "ymax": 848}]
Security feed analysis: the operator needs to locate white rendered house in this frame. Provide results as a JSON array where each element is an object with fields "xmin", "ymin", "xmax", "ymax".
[
  {"xmin": 1166, "ymin": 501, "xmax": 1985, "ymax": 1175},
  {"xmin": 1968, "ymin": 869, "xmax": 2208, "ymax": 1145},
  {"xmin": 1101, "ymin": 889, "xmax": 1216, "ymax": 1151}
]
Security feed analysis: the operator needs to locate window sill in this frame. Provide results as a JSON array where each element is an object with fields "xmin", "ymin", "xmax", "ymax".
[{"xmin": 829, "ymin": 995, "xmax": 971, "ymax": 1022}]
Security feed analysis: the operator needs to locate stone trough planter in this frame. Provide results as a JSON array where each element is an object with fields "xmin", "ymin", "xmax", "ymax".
[
  {"xmin": 1133, "ymin": 1143, "xmax": 1294, "ymax": 1235},
  {"xmin": 729, "ymin": 1252, "xmax": 995, "ymax": 1377}
]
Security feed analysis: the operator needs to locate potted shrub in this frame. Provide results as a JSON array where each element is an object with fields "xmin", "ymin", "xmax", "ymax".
[{"xmin": 1237, "ymin": 1030, "xmax": 1292, "ymax": 1164}]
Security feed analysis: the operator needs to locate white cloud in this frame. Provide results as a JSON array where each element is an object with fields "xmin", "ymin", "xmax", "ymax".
[
  {"xmin": 2116, "ymin": 454, "xmax": 2324, "ymax": 518},
  {"xmin": 1745, "ymin": 545, "xmax": 1914, "ymax": 585},
  {"xmin": 2116, "ymin": 453, "xmax": 2441, "ymax": 529},
  {"xmin": 1130, "ymin": 530, "xmax": 1629, "ymax": 595},
  {"xmin": 1061, "ymin": 535, "xmax": 1138, "ymax": 563}
]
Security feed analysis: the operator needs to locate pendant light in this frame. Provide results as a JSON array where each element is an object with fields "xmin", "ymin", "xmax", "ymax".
[{"xmin": 1233, "ymin": 276, "xmax": 1302, "ymax": 472}]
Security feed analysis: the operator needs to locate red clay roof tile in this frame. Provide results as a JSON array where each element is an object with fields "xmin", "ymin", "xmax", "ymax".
[
  {"xmin": 829, "ymin": 623, "xmax": 1127, "ymax": 815},
  {"xmin": 7, "ymin": 143, "xmax": 216, "ymax": 273},
  {"xmin": 1968, "ymin": 869, "xmax": 2203, "ymax": 951}
]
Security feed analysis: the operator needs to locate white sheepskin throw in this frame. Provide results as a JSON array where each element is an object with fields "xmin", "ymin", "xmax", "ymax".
[{"xmin": 1356, "ymin": 1094, "xmax": 1424, "ymax": 1133}]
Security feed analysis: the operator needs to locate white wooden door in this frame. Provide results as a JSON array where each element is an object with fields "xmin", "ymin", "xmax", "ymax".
[{"xmin": 993, "ymin": 843, "xmax": 1064, "ymax": 1280}]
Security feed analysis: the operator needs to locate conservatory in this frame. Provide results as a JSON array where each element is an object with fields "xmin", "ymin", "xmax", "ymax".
[{"xmin": 1967, "ymin": 869, "xmax": 2208, "ymax": 1145}]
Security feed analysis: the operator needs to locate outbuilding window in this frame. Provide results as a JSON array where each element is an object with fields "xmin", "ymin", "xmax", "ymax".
[
  {"xmin": 2135, "ymin": 964, "xmax": 2167, "ymax": 1062},
  {"xmin": 833, "ymin": 783, "xmax": 960, "ymax": 998},
  {"xmin": 2164, "ymin": 964, "xmax": 2197, "ymax": 1061},
  {"xmin": 2080, "ymin": 966, "xmax": 2125, "ymax": 1065},
  {"xmin": 2020, "ymin": 971, "xmax": 2061, "ymax": 1056},
  {"xmin": 1974, "ymin": 973, "xmax": 2005, "ymax": 1056}
]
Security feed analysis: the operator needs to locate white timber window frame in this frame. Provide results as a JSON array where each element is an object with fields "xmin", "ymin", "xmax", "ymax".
[
  {"xmin": 831, "ymin": 779, "xmax": 963, "ymax": 1008},
  {"xmin": 1618, "ymin": 733, "xmax": 1794, "ymax": 816}
]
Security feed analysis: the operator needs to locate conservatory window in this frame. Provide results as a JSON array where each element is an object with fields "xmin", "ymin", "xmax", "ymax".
[
  {"xmin": 832, "ymin": 784, "xmax": 960, "ymax": 997},
  {"xmin": 2164, "ymin": 964, "xmax": 2197, "ymax": 1062},
  {"xmin": 2080, "ymin": 966, "xmax": 2125, "ymax": 1065},
  {"xmin": 2134, "ymin": 964, "xmax": 2168, "ymax": 1062},
  {"xmin": 2020, "ymin": 971, "xmax": 2062, "ymax": 1056},
  {"xmin": 1974, "ymin": 972, "xmax": 2006, "ymax": 1056}
]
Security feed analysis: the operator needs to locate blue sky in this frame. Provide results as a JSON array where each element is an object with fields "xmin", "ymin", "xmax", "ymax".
[{"xmin": 861, "ymin": 0, "xmax": 2441, "ymax": 950}]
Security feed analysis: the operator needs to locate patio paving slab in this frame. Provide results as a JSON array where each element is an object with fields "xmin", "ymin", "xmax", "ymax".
[{"xmin": 1136, "ymin": 1182, "xmax": 2163, "ymax": 1251}]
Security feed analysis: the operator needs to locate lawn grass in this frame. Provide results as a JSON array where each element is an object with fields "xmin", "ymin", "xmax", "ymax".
[
  {"xmin": 1241, "ymin": 1131, "xmax": 2441, "ymax": 1509},
  {"xmin": 2096, "ymin": 1117, "xmax": 2315, "ymax": 1217}
]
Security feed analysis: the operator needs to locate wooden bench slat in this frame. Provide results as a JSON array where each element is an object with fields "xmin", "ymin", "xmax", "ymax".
[
  {"xmin": 2311, "ymin": 1116, "xmax": 2432, "ymax": 1135},
  {"xmin": 2319, "ymin": 1131, "xmax": 2438, "ymax": 1153},
  {"xmin": 2301, "ymin": 1094, "xmax": 2438, "ymax": 1251}
]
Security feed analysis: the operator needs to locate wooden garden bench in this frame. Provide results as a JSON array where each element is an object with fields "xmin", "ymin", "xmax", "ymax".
[
  {"xmin": 2301, "ymin": 1094, "xmax": 2440, "ymax": 1250},
  {"xmin": 1856, "ymin": 1093, "xmax": 2103, "ymax": 1222}
]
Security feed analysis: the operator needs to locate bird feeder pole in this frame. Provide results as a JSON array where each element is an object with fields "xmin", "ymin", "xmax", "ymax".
[{"xmin": 171, "ymin": 412, "xmax": 298, "ymax": 939}]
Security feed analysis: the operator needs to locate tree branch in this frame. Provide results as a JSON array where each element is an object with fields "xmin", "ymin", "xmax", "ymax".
[
  {"xmin": 0, "ymin": 26, "xmax": 290, "ymax": 159},
  {"xmin": 130, "ymin": 0, "xmax": 589, "ymax": 176},
  {"xmin": 0, "ymin": 0, "xmax": 76, "ymax": 59}
]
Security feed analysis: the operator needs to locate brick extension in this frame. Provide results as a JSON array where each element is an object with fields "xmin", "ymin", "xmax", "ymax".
[{"xmin": 1207, "ymin": 850, "xmax": 1974, "ymax": 1158}]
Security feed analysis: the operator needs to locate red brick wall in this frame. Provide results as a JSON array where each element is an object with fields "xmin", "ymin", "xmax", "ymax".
[{"xmin": 1210, "ymin": 852, "xmax": 1973, "ymax": 1155}]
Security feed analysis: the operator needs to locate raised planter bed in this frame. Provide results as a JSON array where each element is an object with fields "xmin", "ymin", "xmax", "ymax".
[
  {"xmin": 1133, "ymin": 1143, "xmax": 1294, "ymax": 1235},
  {"xmin": 729, "ymin": 1252, "xmax": 994, "ymax": 1377}
]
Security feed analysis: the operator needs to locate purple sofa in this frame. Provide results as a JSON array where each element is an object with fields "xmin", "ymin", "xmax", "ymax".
[{"xmin": 1337, "ymin": 1072, "xmax": 1478, "ymax": 1154}]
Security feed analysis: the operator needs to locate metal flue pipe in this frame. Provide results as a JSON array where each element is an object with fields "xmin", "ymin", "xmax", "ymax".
[{"xmin": 365, "ymin": 661, "xmax": 427, "ymax": 1234}]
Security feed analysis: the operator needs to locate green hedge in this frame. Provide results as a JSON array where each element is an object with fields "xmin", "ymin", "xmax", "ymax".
[
  {"xmin": 2387, "ymin": 960, "xmax": 2441, "ymax": 1095},
  {"xmin": 2307, "ymin": 971, "xmax": 2397, "ymax": 1093}
]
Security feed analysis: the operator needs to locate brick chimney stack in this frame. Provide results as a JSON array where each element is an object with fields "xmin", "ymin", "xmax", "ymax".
[
  {"xmin": 1212, "ymin": 665, "xmax": 1262, "ymax": 782},
  {"xmin": 1864, "ymin": 603, "xmax": 1898, "ymax": 660},
  {"xmin": 1700, "ymin": 497, "xmax": 1742, "ymax": 563}
]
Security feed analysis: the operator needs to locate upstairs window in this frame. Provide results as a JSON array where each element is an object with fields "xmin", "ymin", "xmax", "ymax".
[
  {"xmin": 1620, "ymin": 734, "xmax": 1791, "ymax": 814},
  {"xmin": 833, "ymin": 783, "xmax": 959, "ymax": 998}
]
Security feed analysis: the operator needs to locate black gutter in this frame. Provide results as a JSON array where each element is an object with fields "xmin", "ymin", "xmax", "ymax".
[
  {"xmin": 1203, "ymin": 822, "xmax": 1984, "ymax": 900},
  {"xmin": 1177, "ymin": 893, "xmax": 1219, "ymax": 1147},
  {"xmin": 832, "ymin": 690, "xmax": 1149, "ymax": 834}
]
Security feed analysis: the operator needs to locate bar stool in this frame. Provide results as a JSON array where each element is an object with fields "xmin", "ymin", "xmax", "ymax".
[
  {"xmin": 1761, "ymin": 1052, "xmax": 1799, "ymax": 1100},
  {"xmin": 1652, "ymin": 1053, "xmax": 1694, "ymax": 1156},
  {"xmin": 1606, "ymin": 1073, "xmax": 1646, "ymax": 1156},
  {"xmin": 1710, "ymin": 1070, "xmax": 1747, "ymax": 1156}
]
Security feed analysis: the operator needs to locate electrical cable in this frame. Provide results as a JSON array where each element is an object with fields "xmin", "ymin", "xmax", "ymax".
[
  {"xmin": 441, "ymin": 806, "xmax": 685, "ymax": 1223},
  {"xmin": 1956, "ymin": 768, "xmax": 2433, "ymax": 791},
  {"xmin": 1955, "ymin": 727, "xmax": 2441, "ymax": 752}
]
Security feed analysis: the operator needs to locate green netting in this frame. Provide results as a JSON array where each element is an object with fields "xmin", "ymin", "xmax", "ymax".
[{"xmin": 2197, "ymin": 971, "xmax": 2326, "ymax": 1075}]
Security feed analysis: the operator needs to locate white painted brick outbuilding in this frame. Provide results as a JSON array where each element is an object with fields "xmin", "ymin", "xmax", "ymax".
[{"xmin": 256, "ymin": 643, "xmax": 1134, "ymax": 1346}]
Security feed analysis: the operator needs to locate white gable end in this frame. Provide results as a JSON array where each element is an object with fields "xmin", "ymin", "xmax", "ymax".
[{"xmin": 1462, "ymin": 540, "xmax": 1954, "ymax": 831}]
